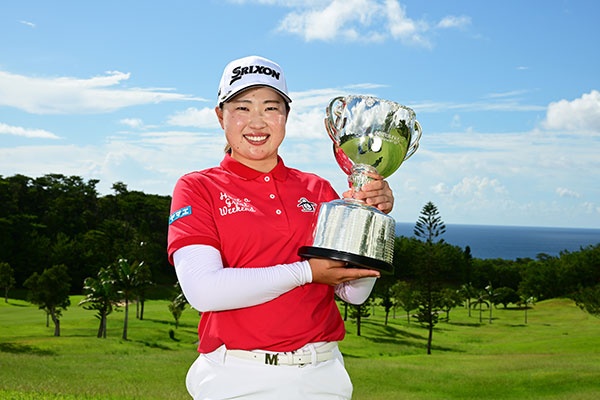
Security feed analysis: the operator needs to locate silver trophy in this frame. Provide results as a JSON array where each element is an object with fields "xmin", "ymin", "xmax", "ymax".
[{"xmin": 299, "ymin": 95, "xmax": 422, "ymax": 274}]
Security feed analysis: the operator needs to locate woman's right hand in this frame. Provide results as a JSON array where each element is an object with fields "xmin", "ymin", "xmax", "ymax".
[{"xmin": 308, "ymin": 258, "xmax": 380, "ymax": 286}]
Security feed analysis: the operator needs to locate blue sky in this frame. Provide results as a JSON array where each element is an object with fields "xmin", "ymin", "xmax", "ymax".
[{"xmin": 1, "ymin": 0, "xmax": 599, "ymax": 228}]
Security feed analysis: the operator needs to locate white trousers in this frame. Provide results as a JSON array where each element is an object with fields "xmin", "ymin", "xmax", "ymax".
[{"xmin": 185, "ymin": 343, "xmax": 353, "ymax": 400}]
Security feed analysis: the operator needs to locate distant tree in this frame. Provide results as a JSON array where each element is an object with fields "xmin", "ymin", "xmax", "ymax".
[
  {"xmin": 24, "ymin": 264, "xmax": 71, "ymax": 336},
  {"xmin": 483, "ymin": 283, "xmax": 495, "ymax": 323},
  {"xmin": 110, "ymin": 258, "xmax": 148, "ymax": 340},
  {"xmin": 439, "ymin": 287, "xmax": 462, "ymax": 321},
  {"xmin": 459, "ymin": 283, "xmax": 477, "ymax": 317},
  {"xmin": 517, "ymin": 294, "xmax": 536, "ymax": 324},
  {"xmin": 462, "ymin": 246, "xmax": 473, "ymax": 284},
  {"xmin": 413, "ymin": 201, "xmax": 446, "ymax": 354},
  {"xmin": 349, "ymin": 297, "xmax": 372, "ymax": 336},
  {"xmin": 0, "ymin": 262, "xmax": 16, "ymax": 302},
  {"xmin": 572, "ymin": 285, "xmax": 600, "ymax": 318},
  {"xmin": 493, "ymin": 287, "xmax": 520, "ymax": 308},
  {"xmin": 169, "ymin": 283, "xmax": 188, "ymax": 329},
  {"xmin": 414, "ymin": 202, "xmax": 446, "ymax": 243},
  {"xmin": 471, "ymin": 290, "xmax": 490, "ymax": 323},
  {"xmin": 79, "ymin": 267, "xmax": 119, "ymax": 338},
  {"xmin": 391, "ymin": 281, "xmax": 418, "ymax": 324},
  {"xmin": 379, "ymin": 288, "xmax": 395, "ymax": 325},
  {"xmin": 134, "ymin": 259, "xmax": 153, "ymax": 320}
]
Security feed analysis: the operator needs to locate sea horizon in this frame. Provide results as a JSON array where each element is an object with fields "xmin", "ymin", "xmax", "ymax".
[{"xmin": 395, "ymin": 222, "xmax": 600, "ymax": 260}]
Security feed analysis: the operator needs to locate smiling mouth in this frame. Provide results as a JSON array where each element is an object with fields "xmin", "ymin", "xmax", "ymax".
[{"xmin": 244, "ymin": 135, "xmax": 268, "ymax": 143}]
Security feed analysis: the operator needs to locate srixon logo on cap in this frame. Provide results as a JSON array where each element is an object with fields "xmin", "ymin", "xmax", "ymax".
[{"xmin": 230, "ymin": 65, "xmax": 281, "ymax": 85}]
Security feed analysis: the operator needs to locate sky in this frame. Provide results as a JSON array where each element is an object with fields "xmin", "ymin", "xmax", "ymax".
[{"xmin": 1, "ymin": 0, "xmax": 599, "ymax": 229}]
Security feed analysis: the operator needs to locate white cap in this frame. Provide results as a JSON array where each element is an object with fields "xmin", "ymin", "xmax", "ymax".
[{"xmin": 217, "ymin": 55, "xmax": 291, "ymax": 106}]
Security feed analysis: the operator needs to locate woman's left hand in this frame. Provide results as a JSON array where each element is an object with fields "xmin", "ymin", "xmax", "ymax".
[{"xmin": 342, "ymin": 174, "xmax": 394, "ymax": 214}]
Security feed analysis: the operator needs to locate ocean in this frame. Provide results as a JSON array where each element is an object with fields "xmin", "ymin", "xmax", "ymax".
[{"xmin": 395, "ymin": 223, "xmax": 600, "ymax": 260}]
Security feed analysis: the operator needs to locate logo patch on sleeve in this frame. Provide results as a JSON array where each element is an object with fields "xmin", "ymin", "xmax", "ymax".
[{"xmin": 169, "ymin": 206, "xmax": 192, "ymax": 225}]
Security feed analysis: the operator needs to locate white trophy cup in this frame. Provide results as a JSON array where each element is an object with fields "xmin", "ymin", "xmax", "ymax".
[{"xmin": 298, "ymin": 95, "xmax": 422, "ymax": 274}]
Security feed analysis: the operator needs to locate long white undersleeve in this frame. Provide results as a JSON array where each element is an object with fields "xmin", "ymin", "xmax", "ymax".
[
  {"xmin": 173, "ymin": 244, "xmax": 378, "ymax": 312},
  {"xmin": 173, "ymin": 245, "xmax": 313, "ymax": 312},
  {"xmin": 335, "ymin": 277, "xmax": 377, "ymax": 305}
]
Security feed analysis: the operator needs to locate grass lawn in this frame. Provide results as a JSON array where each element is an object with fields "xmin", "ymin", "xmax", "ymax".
[{"xmin": 1, "ymin": 296, "xmax": 599, "ymax": 399}]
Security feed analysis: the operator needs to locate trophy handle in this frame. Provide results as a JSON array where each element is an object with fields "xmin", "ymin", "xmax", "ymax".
[
  {"xmin": 325, "ymin": 96, "xmax": 346, "ymax": 144},
  {"xmin": 404, "ymin": 120, "xmax": 422, "ymax": 161}
]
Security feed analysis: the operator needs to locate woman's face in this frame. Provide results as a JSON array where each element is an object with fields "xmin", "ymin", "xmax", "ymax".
[{"xmin": 216, "ymin": 86, "xmax": 289, "ymax": 172}]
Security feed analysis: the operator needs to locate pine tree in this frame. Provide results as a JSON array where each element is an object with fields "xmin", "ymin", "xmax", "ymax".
[{"xmin": 413, "ymin": 201, "xmax": 446, "ymax": 354}]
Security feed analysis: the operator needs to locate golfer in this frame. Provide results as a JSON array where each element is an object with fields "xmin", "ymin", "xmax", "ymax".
[{"xmin": 167, "ymin": 55, "xmax": 395, "ymax": 399}]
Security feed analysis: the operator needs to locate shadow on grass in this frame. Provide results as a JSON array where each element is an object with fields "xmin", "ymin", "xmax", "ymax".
[
  {"xmin": 446, "ymin": 321, "xmax": 483, "ymax": 327},
  {"xmin": 357, "ymin": 322, "xmax": 423, "ymax": 346},
  {"xmin": 143, "ymin": 317, "xmax": 197, "ymax": 329},
  {"xmin": 0, "ymin": 342, "xmax": 56, "ymax": 356},
  {"xmin": 346, "ymin": 320, "xmax": 461, "ymax": 355},
  {"xmin": 132, "ymin": 339, "xmax": 172, "ymax": 350},
  {"xmin": 3, "ymin": 301, "xmax": 29, "ymax": 307}
]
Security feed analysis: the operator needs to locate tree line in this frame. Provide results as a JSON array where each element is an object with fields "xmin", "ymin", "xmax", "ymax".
[
  {"xmin": 1, "ymin": 174, "xmax": 598, "ymax": 344},
  {"xmin": 0, "ymin": 173, "xmax": 173, "ymax": 294}
]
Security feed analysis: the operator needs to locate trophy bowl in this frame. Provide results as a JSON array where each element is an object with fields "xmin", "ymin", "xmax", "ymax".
[{"xmin": 298, "ymin": 95, "xmax": 422, "ymax": 274}]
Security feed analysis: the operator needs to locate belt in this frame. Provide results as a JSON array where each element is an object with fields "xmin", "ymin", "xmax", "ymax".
[{"xmin": 226, "ymin": 342, "xmax": 337, "ymax": 366}]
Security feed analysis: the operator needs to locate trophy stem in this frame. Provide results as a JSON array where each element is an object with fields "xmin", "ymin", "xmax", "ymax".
[{"xmin": 349, "ymin": 164, "xmax": 378, "ymax": 192}]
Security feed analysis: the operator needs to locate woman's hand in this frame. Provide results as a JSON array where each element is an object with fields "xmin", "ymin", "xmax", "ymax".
[
  {"xmin": 342, "ymin": 173, "xmax": 394, "ymax": 214},
  {"xmin": 308, "ymin": 258, "xmax": 380, "ymax": 286}
]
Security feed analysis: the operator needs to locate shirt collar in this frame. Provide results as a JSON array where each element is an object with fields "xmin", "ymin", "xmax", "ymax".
[{"xmin": 221, "ymin": 153, "xmax": 289, "ymax": 181}]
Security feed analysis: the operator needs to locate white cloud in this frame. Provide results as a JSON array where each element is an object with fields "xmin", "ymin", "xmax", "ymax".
[
  {"xmin": 432, "ymin": 176, "xmax": 508, "ymax": 198},
  {"xmin": 556, "ymin": 187, "xmax": 581, "ymax": 198},
  {"xmin": 484, "ymin": 89, "xmax": 531, "ymax": 99},
  {"xmin": 275, "ymin": 0, "xmax": 463, "ymax": 45},
  {"xmin": 167, "ymin": 107, "xmax": 221, "ymax": 129},
  {"xmin": 278, "ymin": 0, "xmax": 380, "ymax": 42},
  {"xmin": 385, "ymin": 0, "xmax": 429, "ymax": 46},
  {"xmin": 19, "ymin": 20, "xmax": 36, "ymax": 28},
  {"xmin": 119, "ymin": 118, "xmax": 145, "ymax": 129},
  {"xmin": 0, "ymin": 70, "xmax": 204, "ymax": 114},
  {"xmin": 543, "ymin": 90, "xmax": 600, "ymax": 132},
  {"xmin": 437, "ymin": 15, "xmax": 471, "ymax": 29},
  {"xmin": 0, "ymin": 122, "xmax": 60, "ymax": 139}
]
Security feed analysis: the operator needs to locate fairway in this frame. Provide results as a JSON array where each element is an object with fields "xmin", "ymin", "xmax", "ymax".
[{"xmin": 1, "ymin": 297, "xmax": 599, "ymax": 399}]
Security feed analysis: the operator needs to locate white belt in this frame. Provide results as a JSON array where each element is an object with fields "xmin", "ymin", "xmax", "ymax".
[{"xmin": 226, "ymin": 342, "xmax": 337, "ymax": 366}]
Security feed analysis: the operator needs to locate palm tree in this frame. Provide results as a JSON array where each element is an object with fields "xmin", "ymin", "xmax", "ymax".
[
  {"xmin": 484, "ymin": 283, "xmax": 494, "ymax": 324},
  {"xmin": 518, "ymin": 294, "xmax": 536, "ymax": 324},
  {"xmin": 459, "ymin": 283, "xmax": 477, "ymax": 317},
  {"xmin": 471, "ymin": 290, "xmax": 490, "ymax": 323},
  {"xmin": 79, "ymin": 267, "xmax": 118, "ymax": 338},
  {"xmin": 134, "ymin": 261, "xmax": 153, "ymax": 320},
  {"xmin": 169, "ymin": 287, "xmax": 188, "ymax": 329},
  {"xmin": 110, "ymin": 258, "xmax": 147, "ymax": 340}
]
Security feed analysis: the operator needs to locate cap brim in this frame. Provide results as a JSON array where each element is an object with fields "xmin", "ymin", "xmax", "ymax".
[{"xmin": 220, "ymin": 84, "xmax": 292, "ymax": 105}]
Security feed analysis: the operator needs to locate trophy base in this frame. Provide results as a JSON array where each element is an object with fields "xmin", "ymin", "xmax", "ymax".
[{"xmin": 298, "ymin": 246, "xmax": 394, "ymax": 275}]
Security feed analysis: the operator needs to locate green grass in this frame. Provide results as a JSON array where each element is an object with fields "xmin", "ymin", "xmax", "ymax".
[{"xmin": 1, "ymin": 297, "xmax": 599, "ymax": 399}]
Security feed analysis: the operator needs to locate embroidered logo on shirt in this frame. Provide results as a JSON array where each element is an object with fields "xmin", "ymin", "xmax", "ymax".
[
  {"xmin": 297, "ymin": 197, "xmax": 317, "ymax": 212},
  {"xmin": 219, "ymin": 192, "xmax": 256, "ymax": 216},
  {"xmin": 169, "ymin": 205, "xmax": 192, "ymax": 225}
]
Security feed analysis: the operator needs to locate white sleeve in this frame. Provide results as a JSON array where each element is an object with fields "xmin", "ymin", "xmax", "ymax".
[
  {"xmin": 335, "ymin": 277, "xmax": 377, "ymax": 305},
  {"xmin": 173, "ymin": 244, "xmax": 313, "ymax": 312}
]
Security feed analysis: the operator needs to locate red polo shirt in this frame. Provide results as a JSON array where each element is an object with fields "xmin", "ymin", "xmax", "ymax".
[{"xmin": 167, "ymin": 154, "xmax": 346, "ymax": 353}]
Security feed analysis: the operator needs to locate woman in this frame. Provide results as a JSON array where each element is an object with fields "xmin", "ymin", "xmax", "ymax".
[{"xmin": 167, "ymin": 55, "xmax": 394, "ymax": 400}]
